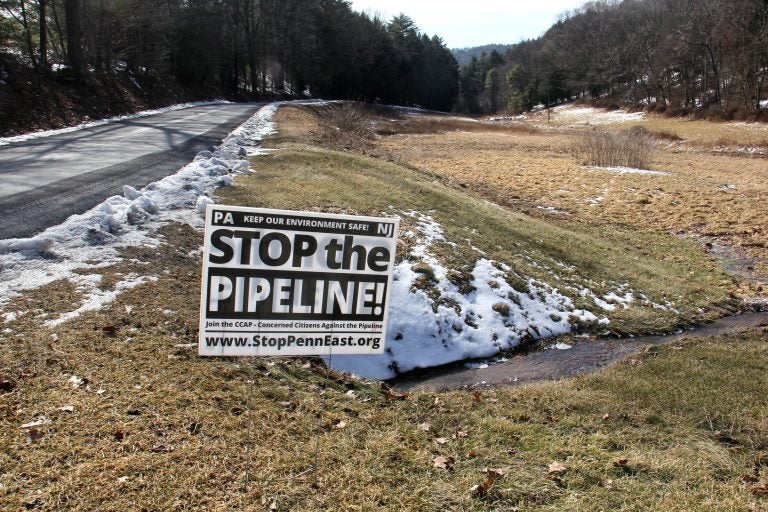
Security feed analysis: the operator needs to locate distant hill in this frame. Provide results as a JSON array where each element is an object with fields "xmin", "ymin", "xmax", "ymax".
[{"xmin": 452, "ymin": 44, "xmax": 514, "ymax": 67}]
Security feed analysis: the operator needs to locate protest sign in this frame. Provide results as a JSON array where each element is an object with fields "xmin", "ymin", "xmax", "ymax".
[{"xmin": 199, "ymin": 206, "xmax": 399, "ymax": 356}]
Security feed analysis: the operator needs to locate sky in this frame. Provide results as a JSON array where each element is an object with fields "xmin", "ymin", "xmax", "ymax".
[{"xmin": 347, "ymin": 0, "xmax": 590, "ymax": 49}]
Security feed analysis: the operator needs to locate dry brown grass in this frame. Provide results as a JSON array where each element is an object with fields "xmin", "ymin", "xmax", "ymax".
[
  {"xmin": 310, "ymin": 102, "xmax": 375, "ymax": 150},
  {"xmin": 1, "ymin": 251, "xmax": 766, "ymax": 511},
  {"xmin": 1, "ymin": 103, "xmax": 767, "ymax": 511},
  {"xmin": 373, "ymin": 111, "xmax": 768, "ymax": 283},
  {"xmin": 576, "ymin": 128, "xmax": 657, "ymax": 168}
]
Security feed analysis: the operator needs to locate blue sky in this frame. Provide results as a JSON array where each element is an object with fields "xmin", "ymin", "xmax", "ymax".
[{"xmin": 348, "ymin": 0, "xmax": 589, "ymax": 49}]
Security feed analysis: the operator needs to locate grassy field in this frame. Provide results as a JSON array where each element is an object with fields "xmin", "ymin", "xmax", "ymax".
[
  {"xmin": 0, "ymin": 103, "xmax": 766, "ymax": 511},
  {"xmin": 374, "ymin": 107, "xmax": 768, "ymax": 285}
]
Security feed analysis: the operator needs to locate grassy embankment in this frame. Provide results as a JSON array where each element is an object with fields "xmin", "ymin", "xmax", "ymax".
[{"xmin": 0, "ymin": 103, "xmax": 766, "ymax": 511}]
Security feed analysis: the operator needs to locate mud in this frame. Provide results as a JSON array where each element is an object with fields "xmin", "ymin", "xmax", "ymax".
[
  {"xmin": 701, "ymin": 236, "xmax": 768, "ymax": 286},
  {"xmin": 393, "ymin": 311, "xmax": 768, "ymax": 392}
]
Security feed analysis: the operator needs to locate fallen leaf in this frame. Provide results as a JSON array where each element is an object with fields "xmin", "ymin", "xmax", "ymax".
[
  {"xmin": 68, "ymin": 375, "xmax": 84, "ymax": 388},
  {"xmin": 418, "ymin": 422, "xmax": 432, "ymax": 432},
  {"xmin": 383, "ymin": 387, "xmax": 409, "ymax": 401},
  {"xmin": 117, "ymin": 476, "xmax": 130, "ymax": 483},
  {"xmin": 456, "ymin": 431, "xmax": 469, "ymax": 438},
  {"xmin": 433, "ymin": 456, "xmax": 455, "ymax": 470},
  {"xmin": 473, "ymin": 390, "xmax": 483, "ymax": 402},
  {"xmin": 26, "ymin": 429, "xmax": 45, "ymax": 444},
  {"xmin": 613, "ymin": 458, "xmax": 629, "ymax": 467},
  {"xmin": 435, "ymin": 437, "xmax": 449, "ymax": 445},
  {"xmin": 750, "ymin": 482, "xmax": 768, "ymax": 497},
  {"xmin": 548, "ymin": 462, "xmax": 567, "ymax": 474},
  {"xmin": 470, "ymin": 468, "xmax": 507, "ymax": 497},
  {"xmin": 600, "ymin": 478, "xmax": 616, "ymax": 490},
  {"xmin": 0, "ymin": 379, "xmax": 17, "ymax": 393},
  {"xmin": 24, "ymin": 498, "xmax": 43, "ymax": 509},
  {"xmin": 59, "ymin": 405, "xmax": 75, "ymax": 413},
  {"xmin": 467, "ymin": 450, "xmax": 478, "ymax": 458},
  {"xmin": 150, "ymin": 444, "xmax": 174, "ymax": 453},
  {"xmin": 601, "ymin": 414, "xmax": 611, "ymax": 421},
  {"xmin": 20, "ymin": 417, "xmax": 51, "ymax": 429},
  {"xmin": 333, "ymin": 420, "xmax": 347, "ymax": 429},
  {"xmin": 714, "ymin": 430, "xmax": 739, "ymax": 446}
]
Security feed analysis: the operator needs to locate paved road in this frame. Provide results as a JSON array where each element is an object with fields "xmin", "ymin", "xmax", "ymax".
[{"xmin": 0, "ymin": 102, "xmax": 265, "ymax": 239}]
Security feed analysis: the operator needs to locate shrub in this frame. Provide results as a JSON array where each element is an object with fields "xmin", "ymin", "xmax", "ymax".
[
  {"xmin": 313, "ymin": 102, "xmax": 375, "ymax": 149},
  {"xmin": 577, "ymin": 128, "xmax": 657, "ymax": 169}
]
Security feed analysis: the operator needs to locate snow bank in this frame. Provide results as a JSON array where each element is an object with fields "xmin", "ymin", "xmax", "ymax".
[
  {"xmin": 330, "ymin": 212, "xmax": 601, "ymax": 379},
  {"xmin": 0, "ymin": 100, "xmax": 233, "ymax": 146},
  {"xmin": 0, "ymin": 103, "xmax": 278, "ymax": 321}
]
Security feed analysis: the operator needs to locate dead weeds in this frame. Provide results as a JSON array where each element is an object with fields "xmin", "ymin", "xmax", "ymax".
[
  {"xmin": 1, "ymin": 103, "xmax": 767, "ymax": 511},
  {"xmin": 372, "ymin": 109, "xmax": 768, "ymax": 282}
]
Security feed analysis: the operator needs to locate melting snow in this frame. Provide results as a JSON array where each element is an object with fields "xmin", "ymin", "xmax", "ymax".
[
  {"xmin": 0, "ymin": 103, "xmax": 278, "ymax": 317},
  {"xmin": 552, "ymin": 106, "xmax": 645, "ymax": 125},
  {"xmin": 589, "ymin": 166, "xmax": 672, "ymax": 176},
  {"xmin": 1, "ymin": 101, "xmax": 656, "ymax": 380},
  {"xmin": 330, "ymin": 213, "xmax": 600, "ymax": 379}
]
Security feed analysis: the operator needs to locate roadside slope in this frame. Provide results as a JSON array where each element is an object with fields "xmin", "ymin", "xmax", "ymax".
[{"xmin": 0, "ymin": 102, "xmax": 766, "ymax": 511}]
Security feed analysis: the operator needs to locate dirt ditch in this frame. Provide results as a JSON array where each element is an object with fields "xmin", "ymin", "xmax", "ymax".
[{"xmin": 393, "ymin": 310, "xmax": 768, "ymax": 392}]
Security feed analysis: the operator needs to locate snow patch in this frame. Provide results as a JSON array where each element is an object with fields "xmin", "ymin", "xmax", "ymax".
[
  {"xmin": 0, "ymin": 103, "xmax": 280, "ymax": 319},
  {"xmin": 589, "ymin": 166, "xmax": 672, "ymax": 176},
  {"xmin": 552, "ymin": 106, "xmax": 645, "ymax": 125},
  {"xmin": 330, "ymin": 213, "xmax": 599, "ymax": 379}
]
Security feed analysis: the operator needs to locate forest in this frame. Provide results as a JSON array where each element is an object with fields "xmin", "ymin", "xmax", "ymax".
[
  {"xmin": 458, "ymin": 0, "xmax": 768, "ymax": 119},
  {"xmin": 2, "ymin": 0, "xmax": 768, "ymax": 120},
  {"xmin": 0, "ymin": 0, "xmax": 458, "ymax": 111}
]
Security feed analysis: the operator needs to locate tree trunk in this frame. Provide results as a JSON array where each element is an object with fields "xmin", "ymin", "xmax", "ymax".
[
  {"xmin": 50, "ymin": 0, "xmax": 67, "ymax": 62},
  {"xmin": 64, "ymin": 0, "xmax": 85, "ymax": 78},
  {"xmin": 19, "ymin": 0, "xmax": 38, "ymax": 70},
  {"xmin": 39, "ymin": 0, "xmax": 49, "ymax": 70}
]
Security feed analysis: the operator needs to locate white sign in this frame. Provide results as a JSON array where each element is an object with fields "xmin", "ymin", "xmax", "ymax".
[{"xmin": 199, "ymin": 206, "xmax": 399, "ymax": 356}]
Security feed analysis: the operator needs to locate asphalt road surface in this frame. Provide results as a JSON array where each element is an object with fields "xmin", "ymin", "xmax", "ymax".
[{"xmin": 0, "ymin": 102, "xmax": 265, "ymax": 239}]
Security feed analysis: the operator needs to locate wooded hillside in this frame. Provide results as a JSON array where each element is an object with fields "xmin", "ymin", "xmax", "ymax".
[
  {"xmin": 457, "ymin": 0, "xmax": 768, "ymax": 119},
  {"xmin": 3, "ymin": 0, "xmax": 768, "ymax": 126},
  {"xmin": 0, "ymin": 0, "xmax": 458, "ymax": 127}
]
